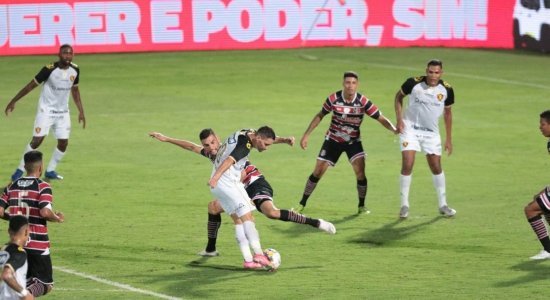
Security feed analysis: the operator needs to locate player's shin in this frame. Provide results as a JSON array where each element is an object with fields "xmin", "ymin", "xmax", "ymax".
[
  {"xmin": 242, "ymin": 220, "xmax": 262, "ymax": 255},
  {"xmin": 528, "ymin": 215, "xmax": 550, "ymax": 251},
  {"xmin": 235, "ymin": 224, "xmax": 253, "ymax": 262},
  {"xmin": 206, "ymin": 213, "xmax": 221, "ymax": 252}
]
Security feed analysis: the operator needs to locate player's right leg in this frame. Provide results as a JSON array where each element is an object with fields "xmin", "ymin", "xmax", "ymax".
[
  {"xmin": 297, "ymin": 139, "xmax": 339, "ymax": 212},
  {"xmin": 525, "ymin": 188, "xmax": 550, "ymax": 260},
  {"xmin": 198, "ymin": 200, "xmax": 224, "ymax": 257},
  {"xmin": 399, "ymin": 149, "xmax": 416, "ymax": 219},
  {"xmin": 259, "ymin": 200, "xmax": 335, "ymax": 234},
  {"xmin": 45, "ymin": 115, "xmax": 70, "ymax": 180}
]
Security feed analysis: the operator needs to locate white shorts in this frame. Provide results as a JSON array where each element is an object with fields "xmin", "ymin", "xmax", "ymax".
[
  {"xmin": 399, "ymin": 122, "xmax": 441, "ymax": 155},
  {"xmin": 210, "ymin": 175, "xmax": 255, "ymax": 217},
  {"xmin": 33, "ymin": 111, "xmax": 71, "ymax": 139}
]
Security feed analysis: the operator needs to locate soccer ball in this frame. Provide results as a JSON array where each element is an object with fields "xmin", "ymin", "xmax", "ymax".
[{"xmin": 263, "ymin": 248, "xmax": 281, "ymax": 270}]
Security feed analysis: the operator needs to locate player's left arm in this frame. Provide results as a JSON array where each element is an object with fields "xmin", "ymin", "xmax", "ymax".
[
  {"xmin": 443, "ymin": 106, "xmax": 453, "ymax": 156},
  {"xmin": 40, "ymin": 206, "xmax": 64, "ymax": 223},
  {"xmin": 274, "ymin": 136, "xmax": 295, "ymax": 146},
  {"xmin": 71, "ymin": 85, "xmax": 85, "ymax": 129},
  {"xmin": 376, "ymin": 114, "xmax": 398, "ymax": 134},
  {"xmin": 2, "ymin": 265, "xmax": 32, "ymax": 299}
]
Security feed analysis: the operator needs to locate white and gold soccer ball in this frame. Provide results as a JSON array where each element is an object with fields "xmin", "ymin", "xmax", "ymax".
[{"xmin": 263, "ymin": 248, "xmax": 281, "ymax": 270}]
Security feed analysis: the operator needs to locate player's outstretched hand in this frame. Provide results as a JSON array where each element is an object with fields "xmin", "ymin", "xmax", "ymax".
[
  {"xmin": 300, "ymin": 135, "xmax": 308, "ymax": 150},
  {"xmin": 286, "ymin": 136, "xmax": 295, "ymax": 146},
  {"xmin": 4, "ymin": 101, "xmax": 15, "ymax": 116},
  {"xmin": 149, "ymin": 132, "xmax": 168, "ymax": 142}
]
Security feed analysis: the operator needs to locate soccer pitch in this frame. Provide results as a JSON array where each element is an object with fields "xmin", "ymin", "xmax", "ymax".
[{"xmin": 0, "ymin": 47, "xmax": 549, "ymax": 299}]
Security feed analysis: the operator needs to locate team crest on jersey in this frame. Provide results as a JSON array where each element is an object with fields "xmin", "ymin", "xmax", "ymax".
[
  {"xmin": 437, "ymin": 94, "xmax": 444, "ymax": 101},
  {"xmin": 70, "ymin": 75, "xmax": 75, "ymax": 82},
  {"xmin": 402, "ymin": 141, "xmax": 409, "ymax": 148},
  {"xmin": 35, "ymin": 127, "xmax": 41, "ymax": 134}
]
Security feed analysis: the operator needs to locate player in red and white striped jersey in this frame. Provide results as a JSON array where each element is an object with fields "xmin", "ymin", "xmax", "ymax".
[
  {"xmin": 0, "ymin": 150, "xmax": 64, "ymax": 297},
  {"xmin": 524, "ymin": 110, "xmax": 550, "ymax": 260},
  {"xmin": 298, "ymin": 71, "xmax": 397, "ymax": 214}
]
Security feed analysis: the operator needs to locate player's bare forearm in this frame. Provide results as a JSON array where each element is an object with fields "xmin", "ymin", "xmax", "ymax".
[
  {"xmin": 301, "ymin": 113, "xmax": 323, "ymax": 149},
  {"xmin": 5, "ymin": 80, "xmax": 38, "ymax": 116},
  {"xmin": 209, "ymin": 157, "xmax": 235, "ymax": 188},
  {"xmin": 378, "ymin": 115, "xmax": 397, "ymax": 134},
  {"xmin": 149, "ymin": 132, "xmax": 203, "ymax": 154},
  {"xmin": 71, "ymin": 86, "xmax": 86, "ymax": 128},
  {"xmin": 444, "ymin": 106, "xmax": 453, "ymax": 155},
  {"xmin": 1, "ymin": 267, "xmax": 29, "ymax": 299},
  {"xmin": 40, "ymin": 208, "xmax": 64, "ymax": 223},
  {"xmin": 274, "ymin": 136, "xmax": 295, "ymax": 146}
]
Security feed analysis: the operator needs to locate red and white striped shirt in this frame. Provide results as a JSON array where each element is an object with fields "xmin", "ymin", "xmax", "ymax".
[
  {"xmin": 1, "ymin": 177, "xmax": 54, "ymax": 252},
  {"xmin": 321, "ymin": 91, "xmax": 380, "ymax": 143}
]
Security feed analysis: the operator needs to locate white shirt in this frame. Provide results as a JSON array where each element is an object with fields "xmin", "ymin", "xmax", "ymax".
[{"xmin": 34, "ymin": 62, "xmax": 80, "ymax": 113}]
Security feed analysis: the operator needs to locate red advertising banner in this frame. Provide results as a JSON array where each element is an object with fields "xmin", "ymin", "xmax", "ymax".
[{"xmin": 0, "ymin": 0, "xmax": 517, "ymax": 56}]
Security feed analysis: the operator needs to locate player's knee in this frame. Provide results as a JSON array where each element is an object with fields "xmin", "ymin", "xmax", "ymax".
[
  {"xmin": 524, "ymin": 201, "xmax": 540, "ymax": 218},
  {"xmin": 57, "ymin": 139, "xmax": 68, "ymax": 151},
  {"xmin": 208, "ymin": 201, "xmax": 222, "ymax": 214}
]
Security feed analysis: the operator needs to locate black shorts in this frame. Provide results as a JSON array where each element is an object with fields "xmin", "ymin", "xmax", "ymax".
[
  {"xmin": 26, "ymin": 249, "xmax": 53, "ymax": 285},
  {"xmin": 317, "ymin": 138, "xmax": 365, "ymax": 166},
  {"xmin": 535, "ymin": 186, "xmax": 550, "ymax": 214},
  {"xmin": 246, "ymin": 177, "xmax": 273, "ymax": 212}
]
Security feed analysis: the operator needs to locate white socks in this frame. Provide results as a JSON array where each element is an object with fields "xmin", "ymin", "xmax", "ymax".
[
  {"xmin": 243, "ymin": 220, "xmax": 262, "ymax": 255},
  {"xmin": 17, "ymin": 144, "xmax": 34, "ymax": 171},
  {"xmin": 46, "ymin": 148, "xmax": 65, "ymax": 172},
  {"xmin": 235, "ymin": 224, "xmax": 253, "ymax": 262},
  {"xmin": 432, "ymin": 172, "xmax": 447, "ymax": 207},
  {"xmin": 400, "ymin": 174, "xmax": 412, "ymax": 207}
]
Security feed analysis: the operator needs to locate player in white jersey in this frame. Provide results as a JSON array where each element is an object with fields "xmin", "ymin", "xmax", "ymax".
[
  {"xmin": 5, "ymin": 44, "xmax": 86, "ymax": 182},
  {"xmin": 208, "ymin": 126, "xmax": 277, "ymax": 269},
  {"xmin": 524, "ymin": 110, "xmax": 550, "ymax": 260},
  {"xmin": 394, "ymin": 59, "xmax": 456, "ymax": 219},
  {"xmin": 0, "ymin": 215, "xmax": 33, "ymax": 300}
]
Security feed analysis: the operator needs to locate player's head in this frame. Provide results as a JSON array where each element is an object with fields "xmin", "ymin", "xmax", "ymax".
[
  {"xmin": 58, "ymin": 44, "xmax": 74, "ymax": 66},
  {"xmin": 199, "ymin": 128, "xmax": 220, "ymax": 156},
  {"xmin": 24, "ymin": 150, "xmax": 43, "ymax": 175},
  {"xmin": 425, "ymin": 59, "xmax": 443, "ymax": 87},
  {"xmin": 254, "ymin": 126, "xmax": 276, "ymax": 152},
  {"xmin": 8, "ymin": 215, "xmax": 29, "ymax": 240},
  {"xmin": 540, "ymin": 110, "xmax": 550, "ymax": 138},
  {"xmin": 342, "ymin": 71, "xmax": 359, "ymax": 97}
]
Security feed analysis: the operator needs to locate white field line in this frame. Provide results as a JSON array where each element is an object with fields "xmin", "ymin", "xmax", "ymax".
[
  {"xmin": 53, "ymin": 266, "xmax": 182, "ymax": 300},
  {"xmin": 362, "ymin": 62, "xmax": 550, "ymax": 90}
]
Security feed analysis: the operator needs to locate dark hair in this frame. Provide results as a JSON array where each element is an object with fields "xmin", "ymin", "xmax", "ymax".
[
  {"xmin": 9, "ymin": 215, "xmax": 28, "ymax": 233},
  {"xmin": 199, "ymin": 128, "xmax": 215, "ymax": 140},
  {"xmin": 541, "ymin": 110, "xmax": 550, "ymax": 122},
  {"xmin": 60, "ymin": 44, "xmax": 73, "ymax": 52},
  {"xmin": 427, "ymin": 59, "xmax": 443, "ymax": 68},
  {"xmin": 24, "ymin": 150, "xmax": 42, "ymax": 165},
  {"xmin": 257, "ymin": 126, "xmax": 276, "ymax": 139},
  {"xmin": 343, "ymin": 71, "xmax": 358, "ymax": 80}
]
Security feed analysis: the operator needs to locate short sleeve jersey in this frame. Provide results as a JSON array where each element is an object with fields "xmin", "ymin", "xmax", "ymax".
[
  {"xmin": 0, "ymin": 177, "xmax": 53, "ymax": 252},
  {"xmin": 0, "ymin": 243, "xmax": 28, "ymax": 300},
  {"xmin": 34, "ymin": 61, "xmax": 80, "ymax": 113},
  {"xmin": 400, "ymin": 76, "xmax": 454, "ymax": 133},
  {"xmin": 321, "ymin": 91, "xmax": 381, "ymax": 143},
  {"xmin": 212, "ymin": 129, "xmax": 253, "ymax": 180}
]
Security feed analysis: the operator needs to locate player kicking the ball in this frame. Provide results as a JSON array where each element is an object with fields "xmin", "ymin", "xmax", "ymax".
[{"xmin": 149, "ymin": 129, "xmax": 336, "ymax": 261}]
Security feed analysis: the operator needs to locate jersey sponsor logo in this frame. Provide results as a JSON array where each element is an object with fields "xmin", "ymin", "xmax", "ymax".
[
  {"xmin": 17, "ymin": 181, "xmax": 33, "ymax": 188},
  {"xmin": 437, "ymin": 93, "xmax": 444, "ymax": 101},
  {"xmin": 35, "ymin": 127, "xmax": 41, "ymax": 134}
]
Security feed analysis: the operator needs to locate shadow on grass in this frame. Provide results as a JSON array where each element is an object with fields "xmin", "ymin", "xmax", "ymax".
[
  {"xmin": 350, "ymin": 216, "xmax": 443, "ymax": 246},
  {"xmin": 494, "ymin": 260, "xmax": 550, "ymax": 287}
]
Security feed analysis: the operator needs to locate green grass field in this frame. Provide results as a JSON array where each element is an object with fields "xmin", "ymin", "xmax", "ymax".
[{"xmin": 0, "ymin": 47, "xmax": 549, "ymax": 299}]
